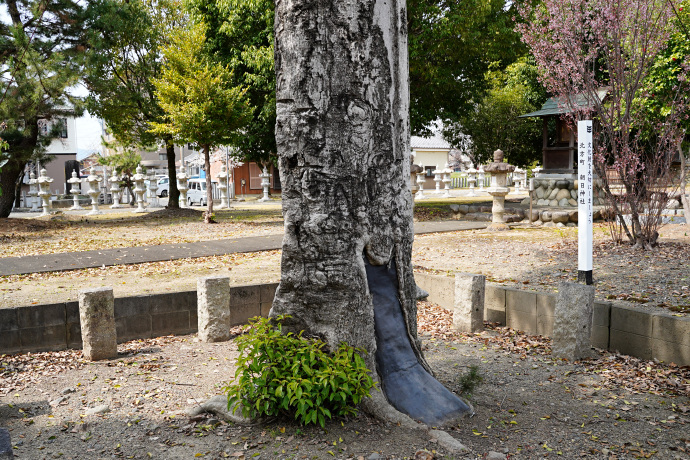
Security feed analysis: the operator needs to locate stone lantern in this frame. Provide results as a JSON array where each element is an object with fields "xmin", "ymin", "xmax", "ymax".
[
  {"xmin": 85, "ymin": 167, "xmax": 103, "ymax": 215},
  {"xmin": 217, "ymin": 164, "xmax": 230, "ymax": 209},
  {"xmin": 37, "ymin": 168, "xmax": 53, "ymax": 217},
  {"xmin": 511, "ymin": 167, "xmax": 525, "ymax": 194},
  {"xmin": 478, "ymin": 165, "xmax": 486, "ymax": 191},
  {"xmin": 147, "ymin": 170, "xmax": 159, "ymax": 208},
  {"xmin": 258, "ymin": 166, "xmax": 272, "ymax": 202},
  {"xmin": 67, "ymin": 170, "xmax": 83, "ymax": 210},
  {"xmin": 132, "ymin": 165, "xmax": 148, "ymax": 213},
  {"xmin": 466, "ymin": 165, "xmax": 477, "ymax": 197},
  {"xmin": 484, "ymin": 149, "xmax": 516, "ymax": 231},
  {"xmin": 415, "ymin": 163, "xmax": 427, "ymax": 200},
  {"xmin": 177, "ymin": 164, "xmax": 189, "ymax": 208},
  {"xmin": 28, "ymin": 171, "xmax": 39, "ymax": 212},
  {"xmin": 441, "ymin": 163, "xmax": 452, "ymax": 198},
  {"xmin": 110, "ymin": 172, "xmax": 123, "ymax": 208},
  {"xmin": 432, "ymin": 165, "xmax": 443, "ymax": 194}
]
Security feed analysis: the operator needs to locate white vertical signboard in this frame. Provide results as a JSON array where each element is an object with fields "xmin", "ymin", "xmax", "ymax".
[{"xmin": 577, "ymin": 120, "xmax": 593, "ymax": 285}]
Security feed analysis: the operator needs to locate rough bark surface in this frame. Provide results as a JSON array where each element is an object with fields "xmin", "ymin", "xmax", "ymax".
[
  {"xmin": 166, "ymin": 140, "xmax": 180, "ymax": 208},
  {"xmin": 272, "ymin": 0, "xmax": 468, "ymax": 425}
]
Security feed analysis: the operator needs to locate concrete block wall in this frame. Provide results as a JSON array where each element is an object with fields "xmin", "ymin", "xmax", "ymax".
[
  {"xmin": 415, "ymin": 272, "xmax": 690, "ymax": 366},
  {"xmin": 3, "ymin": 276, "xmax": 688, "ymax": 367},
  {"xmin": 1, "ymin": 283, "xmax": 279, "ymax": 354}
]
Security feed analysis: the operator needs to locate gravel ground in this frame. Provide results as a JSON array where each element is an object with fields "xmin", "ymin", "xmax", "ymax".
[{"xmin": 1, "ymin": 303, "xmax": 688, "ymax": 460}]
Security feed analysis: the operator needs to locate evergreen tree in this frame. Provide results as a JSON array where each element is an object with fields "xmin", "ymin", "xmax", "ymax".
[{"xmin": 0, "ymin": 0, "xmax": 86, "ymax": 217}]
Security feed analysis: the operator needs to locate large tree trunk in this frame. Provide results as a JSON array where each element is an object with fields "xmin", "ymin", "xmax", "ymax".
[
  {"xmin": 272, "ymin": 0, "xmax": 471, "ymax": 426},
  {"xmin": 0, "ymin": 163, "xmax": 23, "ymax": 218},
  {"xmin": 165, "ymin": 137, "xmax": 179, "ymax": 209}
]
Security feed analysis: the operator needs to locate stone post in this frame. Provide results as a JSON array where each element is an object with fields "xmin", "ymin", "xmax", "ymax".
[
  {"xmin": 197, "ymin": 276, "xmax": 231, "ymax": 342},
  {"xmin": 78, "ymin": 287, "xmax": 118, "ymax": 361},
  {"xmin": 478, "ymin": 165, "xmax": 486, "ymax": 191},
  {"xmin": 453, "ymin": 273, "xmax": 485, "ymax": 333},
  {"xmin": 0, "ymin": 427, "xmax": 12, "ymax": 460},
  {"xmin": 553, "ymin": 282, "xmax": 595, "ymax": 360}
]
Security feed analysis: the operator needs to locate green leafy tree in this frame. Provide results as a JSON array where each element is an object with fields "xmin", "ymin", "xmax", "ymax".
[
  {"xmin": 98, "ymin": 138, "xmax": 143, "ymax": 205},
  {"xmin": 83, "ymin": 0, "xmax": 184, "ymax": 208},
  {"xmin": 0, "ymin": 0, "xmax": 86, "ymax": 217},
  {"xmin": 444, "ymin": 57, "xmax": 547, "ymax": 167},
  {"xmin": 641, "ymin": 0, "xmax": 690, "ymax": 217},
  {"xmin": 191, "ymin": 0, "xmax": 525, "ymax": 164},
  {"xmin": 188, "ymin": 0, "xmax": 275, "ymax": 165},
  {"xmin": 150, "ymin": 23, "xmax": 252, "ymax": 223},
  {"xmin": 407, "ymin": 0, "xmax": 526, "ymax": 135}
]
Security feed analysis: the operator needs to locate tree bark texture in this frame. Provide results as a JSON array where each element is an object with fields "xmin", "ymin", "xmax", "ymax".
[
  {"xmin": 273, "ymin": 0, "xmax": 470, "ymax": 426},
  {"xmin": 0, "ymin": 164, "xmax": 22, "ymax": 218},
  {"xmin": 165, "ymin": 139, "xmax": 180, "ymax": 208}
]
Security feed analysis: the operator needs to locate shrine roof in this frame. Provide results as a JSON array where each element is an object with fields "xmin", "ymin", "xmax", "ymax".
[{"xmin": 519, "ymin": 88, "xmax": 609, "ymax": 118}]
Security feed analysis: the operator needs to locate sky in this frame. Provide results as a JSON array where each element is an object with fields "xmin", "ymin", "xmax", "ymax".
[{"xmin": 75, "ymin": 112, "xmax": 104, "ymax": 160}]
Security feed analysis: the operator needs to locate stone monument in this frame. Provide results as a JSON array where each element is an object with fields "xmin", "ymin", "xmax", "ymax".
[
  {"xmin": 110, "ymin": 172, "xmax": 123, "ymax": 208},
  {"xmin": 177, "ymin": 164, "xmax": 189, "ymax": 208},
  {"xmin": 217, "ymin": 164, "xmax": 230, "ymax": 209},
  {"xmin": 78, "ymin": 287, "xmax": 118, "ymax": 361},
  {"xmin": 132, "ymin": 165, "xmax": 147, "ymax": 213},
  {"xmin": 86, "ymin": 167, "xmax": 103, "ymax": 215},
  {"xmin": 484, "ymin": 149, "xmax": 515, "ymax": 231},
  {"xmin": 27, "ymin": 171, "xmax": 39, "ymax": 212},
  {"xmin": 37, "ymin": 168, "xmax": 53, "ymax": 217},
  {"xmin": 258, "ymin": 166, "xmax": 271, "ymax": 202},
  {"xmin": 67, "ymin": 170, "xmax": 84, "ymax": 210}
]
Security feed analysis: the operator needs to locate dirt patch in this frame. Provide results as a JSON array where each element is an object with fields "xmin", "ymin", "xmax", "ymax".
[
  {"xmin": 1, "ymin": 304, "xmax": 688, "ymax": 460},
  {"xmin": 412, "ymin": 224, "xmax": 690, "ymax": 316},
  {"xmin": 0, "ymin": 251, "xmax": 282, "ymax": 308}
]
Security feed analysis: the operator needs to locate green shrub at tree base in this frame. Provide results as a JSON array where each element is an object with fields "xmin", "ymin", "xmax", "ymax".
[{"xmin": 224, "ymin": 316, "xmax": 375, "ymax": 428}]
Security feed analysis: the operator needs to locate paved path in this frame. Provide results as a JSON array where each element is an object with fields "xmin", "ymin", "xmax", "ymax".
[{"xmin": 0, "ymin": 221, "xmax": 486, "ymax": 276}]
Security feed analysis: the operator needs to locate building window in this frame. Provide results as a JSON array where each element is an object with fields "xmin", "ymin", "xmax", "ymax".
[
  {"xmin": 159, "ymin": 153, "xmax": 167, "ymax": 161},
  {"xmin": 58, "ymin": 118, "xmax": 68, "ymax": 138},
  {"xmin": 425, "ymin": 166, "xmax": 435, "ymax": 177},
  {"xmin": 249, "ymin": 163, "xmax": 262, "ymax": 189}
]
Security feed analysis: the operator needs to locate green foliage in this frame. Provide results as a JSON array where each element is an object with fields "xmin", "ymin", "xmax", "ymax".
[
  {"xmin": 0, "ymin": 0, "xmax": 86, "ymax": 216},
  {"xmin": 457, "ymin": 365, "xmax": 484, "ymax": 397},
  {"xmin": 224, "ymin": 316, "xmax": 375, "ymax": 428},
  {"xmin": 444, "ymin": 57, "xmax": 547, "ymax": 167},
  {"xmin": 408, "ymin": 0, "xmax": 526, "ymax": 135},
  {"xmin": 150, "ymin": 22, "xmax": 251, "ymax": 149},
  {"xmin": 188, "ymin": 0, "xmax": 275, "ymax": 164}
]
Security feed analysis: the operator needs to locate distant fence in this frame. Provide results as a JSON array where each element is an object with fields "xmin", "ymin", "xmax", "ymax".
[{"xmin": 449, "ymin": 173, "xmax": 518, "ymax": 189}]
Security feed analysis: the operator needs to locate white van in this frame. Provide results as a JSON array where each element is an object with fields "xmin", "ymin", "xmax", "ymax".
[
  {"xmin": 156, "ymin": 176, "xmax": 170, "ymax": 197},
  {"xmin": 186, "ymin": 178, "xmax": 215, "ymax": 206}
]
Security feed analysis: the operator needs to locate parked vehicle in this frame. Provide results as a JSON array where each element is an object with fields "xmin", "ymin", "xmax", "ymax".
[
  {"xmin": 186, "ymin": 178, "xmax": 216, "ymax": 206},
  {"xmin": 157, "ymin": 176, "xmax": 170, "ymax": 197}
]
